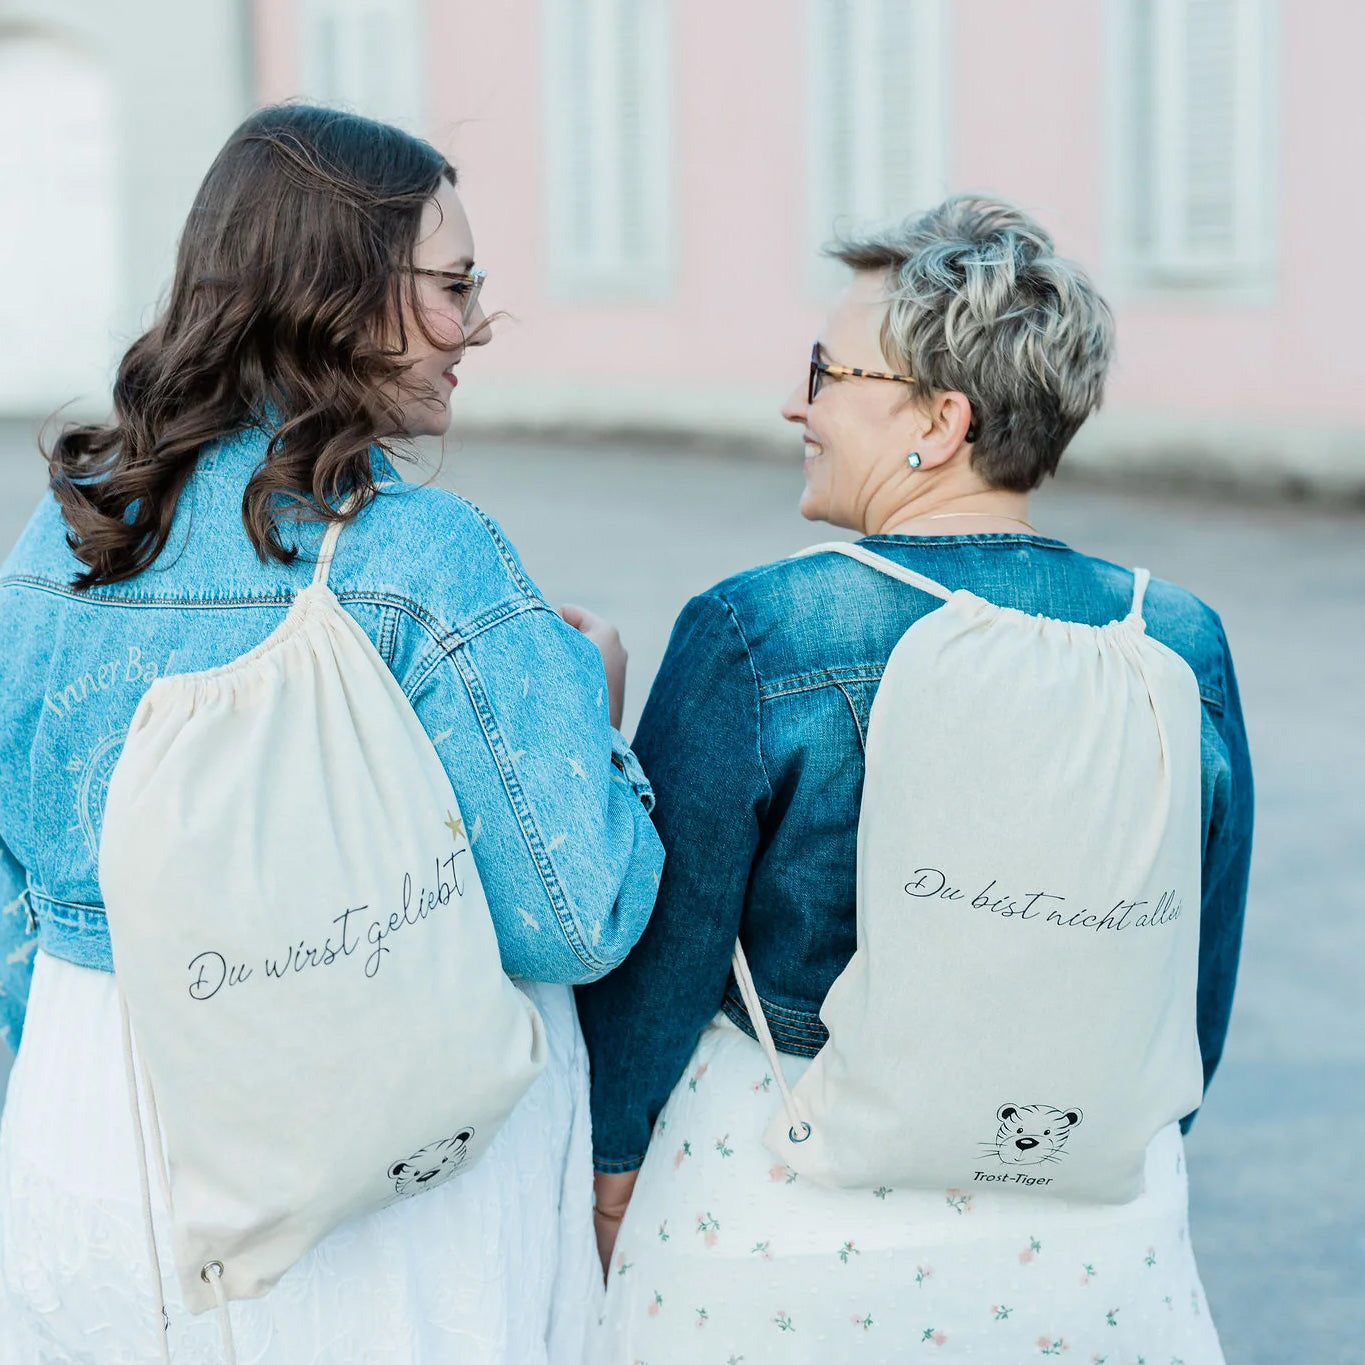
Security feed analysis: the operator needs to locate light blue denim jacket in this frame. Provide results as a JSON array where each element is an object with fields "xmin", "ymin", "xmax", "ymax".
[{"xmin": 0, "ymin": 427, "xmax": 664, "ymax": 1050}]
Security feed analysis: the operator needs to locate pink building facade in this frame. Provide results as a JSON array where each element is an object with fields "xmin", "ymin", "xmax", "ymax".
[{"xmin": 122, "ymin": 3, "xmax": 1365, "ymax": 491}]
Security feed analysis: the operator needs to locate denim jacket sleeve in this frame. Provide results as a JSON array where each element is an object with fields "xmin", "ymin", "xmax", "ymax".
[
  {"xmin": 0, "ymin": 832, "xmax": 37, "ymax": 1054},
  {"xmin": 577, "ymin": 591, "xmax": 769, "ymax": 1171},
  {"xmin": 1185, "ymin": 621, "xmax": 1254, "ymax": 1127},
  {"xmin": 401, "ymin": 597, "xmax": 664, "ymax": 986}
]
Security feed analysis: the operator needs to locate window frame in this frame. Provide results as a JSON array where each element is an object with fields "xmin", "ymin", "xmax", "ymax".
[
  {"xmin": 1106, "ymin": 0, "xmax": 1279, "ymax": 297},
  {"xmin": 299, "ymin": 0, "xmax": 425, "ymax": 132},
  {"xmin": 542, "ymin": 0, "xmax": 674, "ymax": 301},
  {"xmin": 803, "ymin": 0, "xmax": 949, "ymax": 296}
]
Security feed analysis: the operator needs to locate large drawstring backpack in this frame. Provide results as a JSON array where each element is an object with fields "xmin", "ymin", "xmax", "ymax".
[
  {"xmin": 99, "ymin": 503, "xmax": 547, "ymax": 1362},
  {"xmin": 734, "ymin": 542, "xmax": 1205, "ymax": 1205}
]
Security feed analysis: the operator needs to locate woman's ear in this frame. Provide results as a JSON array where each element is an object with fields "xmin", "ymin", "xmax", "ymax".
[
  {"xmin": 928, "ymin": 389, "xmax": 975, "ymax": 452},
  {"xmin": 908, "ymin": 389, "xmax": 975, "ymax": 472},
  {"xmin": 900, "ymin": 393, "xmax": 977, "ymax": 477}
]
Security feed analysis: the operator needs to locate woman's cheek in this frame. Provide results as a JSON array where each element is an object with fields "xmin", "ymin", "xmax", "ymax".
[
  {"xmin": 798, "ymin": 462, "xmax": 828, "ymax": 520},
  {"xmin": 430, "ymin": 310, "xmax": 466, "ymax": 351}
]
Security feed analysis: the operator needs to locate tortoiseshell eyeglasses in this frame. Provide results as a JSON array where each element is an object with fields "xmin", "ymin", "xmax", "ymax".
[
  {"xmin": 411, "ymin": 267, "xmax": 487, "ymax": 324},
  {"xmin": 808, "ymin": 342, "xmax": 916, "ymax": 404},
  {"xmin": 807, "ymin": 341, "xmax": 981, "ymax": 441}
]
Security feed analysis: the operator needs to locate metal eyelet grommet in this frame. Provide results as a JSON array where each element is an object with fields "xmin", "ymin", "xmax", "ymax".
[
  {"xmin": 789, "ymin": 1122, "xmax": 812, "ymax": 1143},
  {"xmin": 200, "ymin": 1260, "xmax": 225, "ymax": 1284}
]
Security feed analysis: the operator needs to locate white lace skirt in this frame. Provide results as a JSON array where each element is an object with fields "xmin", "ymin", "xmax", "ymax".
[
  {"xmin": 0, "ymin": 951, "xmax": 601, "ymax": 1364},
  {"xmin": 593, "ymin": 1014, "xmax": 1225, "ymax": 1365}
]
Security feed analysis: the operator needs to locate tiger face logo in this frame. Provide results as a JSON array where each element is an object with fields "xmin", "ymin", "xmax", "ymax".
[
  {"xmin": 985, "ymin": 1103, "xmax": 1082, "ymax": 1168},
  {"xmin": 387, "ymin": 1128, "xmax": 475, "ymax": 1197}
]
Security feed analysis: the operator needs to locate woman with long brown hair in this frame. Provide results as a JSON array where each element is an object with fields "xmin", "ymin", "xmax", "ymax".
[{"xmin": 0, "ymin": 105, "xmax": 662, "ymax": 1362}]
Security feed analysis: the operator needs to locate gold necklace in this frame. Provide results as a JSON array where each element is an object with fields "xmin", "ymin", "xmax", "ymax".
[{"xmin": 905, "ymin": 511, "xmax": 1039, "ymax": 534}]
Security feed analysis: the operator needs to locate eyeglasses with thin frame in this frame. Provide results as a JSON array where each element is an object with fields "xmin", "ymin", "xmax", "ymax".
[
  {"xmin": 411, "ymin": 267, "xmax": 487, "ymax": 325},
  {"xmin": 808, "ymin": 342, "xmax": 915, "ymax": 405},
  {"xmin": 807, "ymin": 341, "xmax": 981, "ymax": 441}
]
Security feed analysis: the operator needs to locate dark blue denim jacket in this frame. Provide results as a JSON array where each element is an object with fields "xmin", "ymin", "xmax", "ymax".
[{"xmin": 578, "ymin": 534, "xmax": 1254, "ymax": 1172}]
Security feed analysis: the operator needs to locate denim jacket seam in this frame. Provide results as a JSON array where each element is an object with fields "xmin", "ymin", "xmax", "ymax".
[
  {"xmin": 760, "ymin": 665, "xmax": 885, "ymax": 702},
  {"xmin": 465, "ymin": 503, "xmax": 539, "ymax": 599},
  {"xmin": 454, "ymin": 597, "xmax": 545, "ymax": 644},
  {"xmin": 401, "ymin": 640, "xmax": 455, "ymax": 701},
  {"xmin": 0, "ymin": 580, "xmax": 538, "ymax": 643},
  {"xmin": 444, "ymin": 642, "xmax": 602, "ymax": 973},
  {"xmin": 832, "ymin": 680, "xmax": 869, "ymax": 752},
  {"xmin": 397, "ymin": 600, "xmax": 550, "ymax": 699},
  {"xmin": 378, "ymin": 595, "xmax": 544, "ymax": 662},
  {"xmin": 1199, "ymin": 683, "xmax": 1225, "ymax": 712},
  {"xmin": 0, "ymin": 576, "xmax": 299, "ymax": 610},
  {"xmin": 28, "ymin": 888, "xmax": 106, "ymax": 919},
  {"xmin": 376, "ymin": 603, "xmax": 401, "ymax": 666},
  {"xmin": 712, "ymin": 594, "xmax": 775, "ymax": 807},
  {"xmin": 393, "ymin": 605, "xmax": 601, "ymax": 975}
]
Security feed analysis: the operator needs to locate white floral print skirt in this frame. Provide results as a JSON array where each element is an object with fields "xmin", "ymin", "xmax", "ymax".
[{"xmin": 593, "ymin": 1013, "xmax": 1224, "ymax": 1365}]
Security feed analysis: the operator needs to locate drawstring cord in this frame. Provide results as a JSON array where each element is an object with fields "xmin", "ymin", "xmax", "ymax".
[
  {"xmin": 796, "ymin": 542, "xmax": 954, "ymax": 601},
  {"xmin": 119, "ymin": 993, "xmax": 238, "ymax": 1363},
  {"xmin": 203, "ymin": 1262, "xmax": 238, "ymax": 1365},
  {"xmin": 120, "ymin": 993, "xmax": 171, "ymax": 1365},
  {"xmin": 1128, "ymin": 567, "xmax": 1151, "ymax": 623},
  {"xmin": 312, "ymin": 485, "xmax": 390, "ymax": 589},
  {"xmin": 730, "ymin": 944, "xmax": 811, "ymax": 1144}
]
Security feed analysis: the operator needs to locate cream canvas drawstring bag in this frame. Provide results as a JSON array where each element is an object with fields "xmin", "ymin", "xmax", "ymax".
[
  {"xmin": 734, "ymin": 542, "xmax": 1204, "ymax": 1205},
  {"xmin": 99, "ymin": 505, "xmax": 547, "ymax": 1361}
]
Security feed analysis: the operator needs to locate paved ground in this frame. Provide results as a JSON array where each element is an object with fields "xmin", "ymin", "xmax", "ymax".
[{"xmin": 1, "ymin": 421, "xmax": 1362, "ymax": 1363}]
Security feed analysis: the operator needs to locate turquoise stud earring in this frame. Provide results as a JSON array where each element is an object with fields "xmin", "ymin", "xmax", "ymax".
[{"xmin": 907, "ymin": 452, "xmax": 922, "ymax": 469}]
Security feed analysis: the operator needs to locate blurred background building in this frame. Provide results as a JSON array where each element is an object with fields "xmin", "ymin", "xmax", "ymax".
[
  {"xmin": 2, "ymin": 10, "xmax": 1362, "ymax": 1361},
  {"xmin": 1, "ymin": 0, "xmax": 1361, "ymax": 496},
  {"xmin": 0, "ymin": 0, "xmax": 249, "ymax": 414}
]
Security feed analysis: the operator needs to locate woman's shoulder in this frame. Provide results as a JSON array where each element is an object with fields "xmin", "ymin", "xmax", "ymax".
[
  {"xmin": 701, "ymin": 542, "xmax": 874, "ymax": 611},
  {"xmin": 0, "ymin": 492, "xmax": 80, "ymax": 586},
  {"xmin": 687, "ymin": 539, "xmax": 1235, "ymax": 708},
  {"xmin": 342, "ymin": 480, "xmax": 546, "ymax": 616},
  {"xmin": 678, "ymin": 544, "xmax": 920, "ymax": 680},
  {"xmin": 1051, "ymin": 543, "xmax": 1233, "ymax": 707},
  {"xmin": 1132, "ymin": 572, "xmax": 1233, "ymax": 707},
  {"xmin": 190, "ymin": 428, "xmax": 544, "ymax": 610}
]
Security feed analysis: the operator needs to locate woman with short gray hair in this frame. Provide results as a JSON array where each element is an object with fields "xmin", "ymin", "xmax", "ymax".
[{"xmin": 580, "ymin": 194, "xmax": 1250, "ymax": 1363}]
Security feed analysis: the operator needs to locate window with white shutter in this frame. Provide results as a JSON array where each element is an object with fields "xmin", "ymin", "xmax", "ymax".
[
  {"xmin": 1111, "ymin": 0, "xmax": 1276, "ymax": 289},
  {"xmin": 0, "ymin": 34, "xmax": 118, "ymax": 413},
  {"xmin": 300, "ymin": 0, "xmax": 424, "ymax": 132},
  {"xmin": 544, "ymin": 0, "xmax": 672, "ymax": 299},
  {"xmin": 805, "ymin": 0, "xmax": 948, "ymax": 291}
]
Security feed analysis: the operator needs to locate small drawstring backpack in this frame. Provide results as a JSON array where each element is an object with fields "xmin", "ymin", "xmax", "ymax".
[
  {"xmin": 99, "ymin": 500, "xmax": 547, "ymax": 1362},
  {"xmin": 734, "ymin": 542, "xmax": 1205, "ymax": 1205}
]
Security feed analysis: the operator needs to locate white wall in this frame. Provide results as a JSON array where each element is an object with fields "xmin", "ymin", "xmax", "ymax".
[
  {"xmin": 0, "ymin": 34, "xmax": 117, "ymax": 413},
  {"xmin": 0, "ymin": 0, "xmax": 252, "ymax": 417}
]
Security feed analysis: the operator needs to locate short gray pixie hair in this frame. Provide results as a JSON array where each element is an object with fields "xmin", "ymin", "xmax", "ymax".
[{"xmin": 829, "ymin": 194, "xmax": 1115, "ymax": 491}]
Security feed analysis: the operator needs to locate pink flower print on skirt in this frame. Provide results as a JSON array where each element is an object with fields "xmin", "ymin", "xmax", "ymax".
[{"xmin": 591, "ymin": 1012, "xmax": 1226, "ymax": 1365}]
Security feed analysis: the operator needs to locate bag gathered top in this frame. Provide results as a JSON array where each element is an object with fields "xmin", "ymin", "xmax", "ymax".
[
  {"xmin": 734, "ymin": 542, "xmax": 1204, "ymax": 1206},
  {"xmin": 99, "ymin": 501, "xmax": 547, "ymax": 1362}
]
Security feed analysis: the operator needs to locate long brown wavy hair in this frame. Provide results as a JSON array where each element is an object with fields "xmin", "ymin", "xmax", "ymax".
[{"xmin": 48, "ymin": 105, "xmax": 457, "ymax": 590}]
